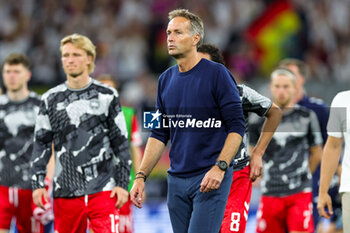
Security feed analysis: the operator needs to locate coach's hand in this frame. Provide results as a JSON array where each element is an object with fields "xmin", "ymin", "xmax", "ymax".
[
  {"xmin": 249, "ymin": 151, "xmax": 263, "ymax": 181},
  {"xmin": 33, "ymin": 188, "xmax": 49, "ymax": 210},
  {"xmin": 200, "ymin": 166, "xmax": 225, "ymax": 193},
  {"xmin": 130, "ymin": 179, "xmax": 145, "ymax": 208},
  {"xmin": 111, "ymin": 186, "xmax": 128, "ymax": 209},
  {"xmin": 317, "ymin": 192, "xmax": 333, "ymax": 219}
]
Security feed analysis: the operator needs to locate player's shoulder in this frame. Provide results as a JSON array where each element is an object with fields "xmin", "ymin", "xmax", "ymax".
[
  {"xmin": 308, "ymin": 97, "xmax": 325, "ymax": 106},
  {"xmin": 91, "ymin": 79, "xmax": 117, "ymax": 96},
  {"xmin": 333, "ymin": 90, "xmax": 350, "ymax": 100},
  {"xmin": 238, "ymin": 84, "xmax": 258, "ymax": 96},
  {"xmin": 42, "ymin": 83, "xmax": 67, "ymax": 100},
  {"xmin": 28, "ymin": 91, "xmax": 41, "ymax": 100},
  {"xmin": 302, "ymin": 96, "xmax": 327, "ymax": 108},
  {"xmin": 330, "ymin": 90, "xmax": 350, "ymax": 107},
  {"xmin": 294, "ymin": 104, "xmax": 314, "ymax": 117},
  {"xmin": 27, "ymin": 92, "xmax": 42, "ymax": 105},
  {"xmin": 0, "ymin": 94, "xmax": 9, "ymax": 105}
]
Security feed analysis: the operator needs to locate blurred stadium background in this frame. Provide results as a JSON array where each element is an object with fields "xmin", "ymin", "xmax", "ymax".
[{"xmin": 1, "ymin": 0, "xmax": 349, "ymax": 232}]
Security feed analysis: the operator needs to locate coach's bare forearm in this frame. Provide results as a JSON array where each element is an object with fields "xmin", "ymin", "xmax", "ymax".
[
  {"xmin": 131, "ymin": 145, "xmax": 142, "ymax": 175},
  {"xmin": 138, "ymin": 137, "xmax": 166, "ymax": 176},
  {"xmin": 216, "ymin": 132, "xmax": 242, "ymax": 164}
]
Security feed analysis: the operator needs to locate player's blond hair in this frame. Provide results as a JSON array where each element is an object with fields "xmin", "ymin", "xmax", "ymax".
[
  {"xmin": 60, "ymin": 33, "xmax": 96, "ymax": 74},
  {"xmin": 168, "ymin": 9, "xmax": 204, "ymax": 48}
]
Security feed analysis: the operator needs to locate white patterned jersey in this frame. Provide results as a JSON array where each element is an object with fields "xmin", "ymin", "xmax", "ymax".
[
  {"xmin": 249, "ymin": 105, "xmax": 323, "ymax": 196},
  {"xmin": 31, "ymin": 79, "xmax": 131, "ymax": 198},
  {"xmin": 0, "ymin": 92, "xmax": 41, "ymax": 189}
]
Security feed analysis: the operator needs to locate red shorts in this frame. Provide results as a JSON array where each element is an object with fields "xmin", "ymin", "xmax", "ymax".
[
  {"xmin": 221, "ymin": 166, "xmax": 252, "ymax": 233},
  {"xmin": 54, "ymin": 191, "xmax": 119, "ymax": 233},
  {"xmin": 256, "ymin": 192, "xmax": 314, "ymax": 233},
  {"xmin": 0, "ymin": 185, "xmax": 43, "ymax": 233},
  {"xmin": 119, "ymin": 198, "xmax": 133, "ymax": 233}
]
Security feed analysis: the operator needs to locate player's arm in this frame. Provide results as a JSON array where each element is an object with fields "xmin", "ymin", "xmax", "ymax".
[
  {"xmin": 31, "ymin": 99, "xmax": 54, "ymax": 209},
  {"xmin": 308, "ymin": 145, "xmax": 322, "ymax": 174},
  {"xmin": 32, "ymin": 145, "xmax": 55, "ymax": 224},
  {"xmin": 42, "ymin": 148, "xmax": 55, "ymax": 198},
  {"xmin": 317, "ymin": 136, "xmax": 343, "ymax": 219},
  {"xmin": 130, "ymin": 137, "xmax": 166, "ymax": 208},
  {"xmin": 108, "ymin": 92, "xmax": 131, "ymax": 209},
  {"xmin": 248, "ymin": 112, "xmax": 266, "ymax": 185},
  {"xmin": 250, "ymin": 103, "xmax": 282, "ymax": 181},
  {"xmin": 239, "ymin": 85, "xmax": 282, "ymax": 180},
  {"xmin": 46, "ymin": 144, "xmax": 55, "ymax": 180}
]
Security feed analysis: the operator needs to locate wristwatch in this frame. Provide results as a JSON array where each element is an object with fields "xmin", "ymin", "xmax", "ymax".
[{"xmin": 215, "ymin": 160, "xmax": 228, "ymax": 171}]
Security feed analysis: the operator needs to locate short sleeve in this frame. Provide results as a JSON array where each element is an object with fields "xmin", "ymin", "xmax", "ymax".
[{"xmin": 327, "ymin": 93, "xmax": 347, "ymax": 138}]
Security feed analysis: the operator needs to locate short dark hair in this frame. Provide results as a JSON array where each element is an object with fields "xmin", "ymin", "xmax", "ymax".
[
  {"xmin": 197, "ymin": 43, "xmax": 225, "ymax": 65},
  {"xmin": 3, "ymin": 53, "xmax": 31, "ymax": 69},
  {"xmin": 278, "ymin": 58, "xmax": 308, "ymax": 78}
]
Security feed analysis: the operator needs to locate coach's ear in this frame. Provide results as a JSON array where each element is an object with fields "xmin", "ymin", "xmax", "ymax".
[{"xmin": 192, "ymin": 33, "xmax": 200, "ymax": 47}]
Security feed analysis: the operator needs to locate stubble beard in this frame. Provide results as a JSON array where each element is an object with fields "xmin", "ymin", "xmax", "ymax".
[
  {"xmin": 171, "ymin": 53, "xmax": 185, "ymax": 59},
  {"xmin": 7, "ymin": 83, "xmax": 24, "ymax": 93},
  {"xmin": 69, "ymin": 71, "xmax": 84, "ymax": 78},
  {"xmin": 276, "ymin": 97, "xmax": 292, "ymax": 109},
  {"xmin": 169, "ymin": 48, "xmax": 185, "ymax": 59}
]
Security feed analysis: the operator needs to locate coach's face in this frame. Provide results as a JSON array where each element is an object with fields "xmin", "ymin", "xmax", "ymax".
[
  {"xmin": 270, "ymin": 74, "xmax": 296, "ymax": 108},
  {"xmin": 61, "ymin": 42, "xmax": 92, "ymax": 78},
  {"xmin": 166, "ymin": 17, "xmax": 198, "ymax": 59},
  {"xmin": 2, "ymin": 63, "xmax": 30, "ymax": 92}
]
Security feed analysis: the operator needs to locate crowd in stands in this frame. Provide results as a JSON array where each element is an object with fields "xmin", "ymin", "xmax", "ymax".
[{"xmin": 1, "ymin": 0, "xmax": 350, "ymax": 112}]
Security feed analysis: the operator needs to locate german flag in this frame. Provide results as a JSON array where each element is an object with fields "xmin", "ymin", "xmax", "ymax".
[{"xmin": 246, "ymin": 1, "xmax": 301, "ymax": 75}]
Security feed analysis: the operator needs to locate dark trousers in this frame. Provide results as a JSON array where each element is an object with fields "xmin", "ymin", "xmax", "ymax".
[{"xmin": 167, "ymin": 167, "xmax": 233, "ymax": 233}]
